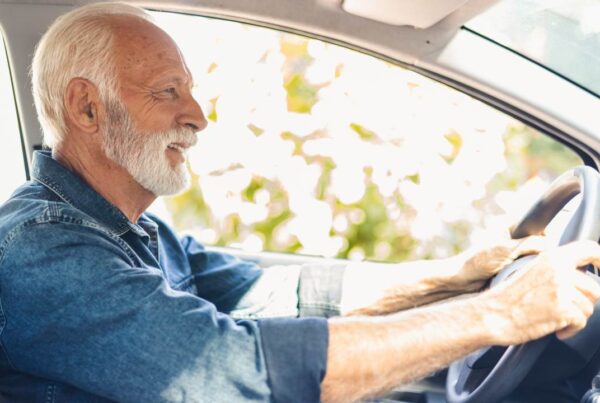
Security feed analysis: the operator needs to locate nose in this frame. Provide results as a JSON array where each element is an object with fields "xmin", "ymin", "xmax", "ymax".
[{"xmin": 178, "ymin": 93, "xmax": 208, "ymax": 133}]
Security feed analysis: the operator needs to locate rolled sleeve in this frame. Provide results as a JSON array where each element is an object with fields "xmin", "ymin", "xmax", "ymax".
[
  {"xmin": 230, "ymin": 264, "xmax": 301, "ymax": 319},
  {"xmin": 258, "ymin": 317, "xmax": 329, "ymax": 403},
  {"xmin": 299, "ymin": 263, "xmax": 346, "ymax": 317},
  {"xmin": 230, "ymin": 263, "xmax": 347, "ymax": 320}
]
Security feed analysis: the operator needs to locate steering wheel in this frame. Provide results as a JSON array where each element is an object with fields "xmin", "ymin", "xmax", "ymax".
[{"xmin": 446, "ymin": 166, "xmax": 600, "ymax": 403}]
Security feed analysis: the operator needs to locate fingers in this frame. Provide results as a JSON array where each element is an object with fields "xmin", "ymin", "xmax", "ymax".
[
  {"xmin": 550, "ymin": 240, "xmax": 600, "ymax": 270},
  {"xmin": 494, "ymin": 240, "xmax": 600, "ymax": 344},
  {"xmin": 574, "ymin": 287, "xmax": 596, "ymax": 315},
  {"xmin": 506, "ymin": 235, "xmax": 548, "ymax": 260},
  {"xmin": 556, "ymin": 289, "xmax": 592, "ymax": 340},
  {"xmin": 573, "ymin": 270, "xmax": 600, "ymax": 303},
  {"xmin": 555, "ymin": 270, "xmax": 599, "ymax": 340},
  {"xmin": 556, "ymin": 311, "xmax": 588, "ymax": 340}
]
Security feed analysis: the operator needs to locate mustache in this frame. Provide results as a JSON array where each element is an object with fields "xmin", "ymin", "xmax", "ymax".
[
  {"xmin": 160, "ymin": 127, "xmax": 198, "ymax": 148},
  {"xmin": 105, "ymin": 98, "xmax": 198, "ymax": 149}
]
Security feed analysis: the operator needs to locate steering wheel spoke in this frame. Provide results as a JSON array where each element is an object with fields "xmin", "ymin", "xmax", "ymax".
[{"xmin": 465, "ymin": 346, "xmax": 507, "ymax": 369}]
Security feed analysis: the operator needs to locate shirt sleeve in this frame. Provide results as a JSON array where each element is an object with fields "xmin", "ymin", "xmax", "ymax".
[
  {"xmin": 0, "ymin": 221, "xmax": 327, "ymax": 403},
  {"xmin": 179, "ymin": 234, "xmax": 263, "ymax": 312},
  {"xmin": 230, "ymin": 262, "xmax": 347, "ymax": 319},
  {"xmin": 147, "ymin": 212, "xmax": 262, "ymax": 313},
  {"xmin": 259, "ymin": 318, "xmax": 328, "ymax": 403}
]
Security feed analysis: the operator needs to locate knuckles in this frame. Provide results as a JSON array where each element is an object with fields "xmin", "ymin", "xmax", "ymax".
[{"xmin": 485, "ymin": 240, "xmax": 600, "ymax": 344}]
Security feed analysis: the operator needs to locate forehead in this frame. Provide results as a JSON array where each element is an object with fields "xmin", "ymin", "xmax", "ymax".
[{"xmin": 111, "ymin": 16, "xmax": 191, "ymax": 85}]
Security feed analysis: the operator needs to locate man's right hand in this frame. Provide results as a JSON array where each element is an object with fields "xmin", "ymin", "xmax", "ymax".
[
  {"xmin": 478, "ymin": 239, "xmax": 600, "ymax": 345},
  {"xmin": 322, "ymin": 239, "xmax": 600, "ymax": 403}
]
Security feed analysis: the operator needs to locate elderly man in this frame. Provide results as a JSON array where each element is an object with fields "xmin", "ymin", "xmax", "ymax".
[{"xmin": 0, "ymin": 2, "xmax": 599, "ymax": 402}]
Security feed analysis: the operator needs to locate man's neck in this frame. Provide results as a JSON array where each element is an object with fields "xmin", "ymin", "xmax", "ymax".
[{"xmin": 52, "ymin": 142, "xmax": 155, "ymax": 223}]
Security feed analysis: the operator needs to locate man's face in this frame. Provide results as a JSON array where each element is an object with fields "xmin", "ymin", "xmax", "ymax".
[
  {"xmin": 101, "ymin": 17, "xmax": 206, "ymax": 196},
  {"xmin": 101, "ymin": 98, "xmax": 197, "ymax": 196}
]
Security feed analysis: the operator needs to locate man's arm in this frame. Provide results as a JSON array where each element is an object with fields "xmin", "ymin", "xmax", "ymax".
[
  {"xmin": 216, "ymin": 234, "xmax": 545, "ymax": 319},
  {"xmin": 341, "ymin": 235, "xmax": 547, "ymax": 315},
  {"xmin": 322, "ymin": 240, "xmax": 600, "ymax": 402},
  {"xmin": 0, "ymin": 222, "xmax": 327, "ymax": 402}
]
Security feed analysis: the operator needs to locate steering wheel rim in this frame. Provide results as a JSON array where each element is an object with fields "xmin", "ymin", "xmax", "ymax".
[{"xmin": 446, "ymin": 166, "xmax": 600, "ymax": 403}]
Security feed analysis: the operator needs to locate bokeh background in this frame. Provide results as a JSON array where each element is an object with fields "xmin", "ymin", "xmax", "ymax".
[
  {"xmin": 148, "ymin": 12, "xmax": 581, "ymax": 262},
  {"xmin": 0, "ymin": 6, "xmax": 589, "ymax": 264}
]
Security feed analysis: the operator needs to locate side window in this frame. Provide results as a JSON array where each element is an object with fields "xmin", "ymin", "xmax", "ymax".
[
  {"xmin": 151, "ymin": 13, "xmax": 581, "ymax": 261},
  {"xmin": 0, "ymin": 32, "xmax": 26, "ymax": 203}
]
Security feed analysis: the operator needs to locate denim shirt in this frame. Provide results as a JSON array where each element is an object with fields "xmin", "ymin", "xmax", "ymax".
[{"xmin": 0, "ymin": 151, "xmax": 328, "ymax": 402}]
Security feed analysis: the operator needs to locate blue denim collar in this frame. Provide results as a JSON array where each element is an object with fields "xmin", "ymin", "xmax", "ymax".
[{"xmin": 31, "ymin": 150, "xmax": 148, "ymax": 237}]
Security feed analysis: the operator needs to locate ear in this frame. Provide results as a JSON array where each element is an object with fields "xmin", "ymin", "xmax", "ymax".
[{"xmin": 64, "ymin": 78, "xmax": 101, "ymax": 134}]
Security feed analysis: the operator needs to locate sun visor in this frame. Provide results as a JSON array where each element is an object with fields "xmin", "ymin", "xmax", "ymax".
[{"xmin": 342, "ymin": 0, "xmax": 469, "ymax": 28}]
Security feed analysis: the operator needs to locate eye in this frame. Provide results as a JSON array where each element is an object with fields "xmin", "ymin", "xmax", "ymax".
[{"xmin": 150, "ymin": 86, "xmax": 179, "ymax": 100}]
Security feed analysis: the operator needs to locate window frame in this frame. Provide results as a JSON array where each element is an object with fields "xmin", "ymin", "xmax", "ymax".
[{"xmin": 0, "ymin": 28, "xmax": 28, "ymax": 197}]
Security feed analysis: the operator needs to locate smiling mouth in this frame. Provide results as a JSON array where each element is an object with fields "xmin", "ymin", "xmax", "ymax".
[{"xmin": 167, "ymin": 143, "xmax": 189, "ymax": 153}]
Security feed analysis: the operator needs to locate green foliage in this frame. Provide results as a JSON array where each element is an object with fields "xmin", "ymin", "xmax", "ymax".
[
  {"xmin": 351, "ymin": 123, "xmax": 378, "ymax": 142},
  {"xmin": 165, "ymin": 32, "xmax": 582, "ymax": 263},
  {"xmin": 443, "ymin": 131, "xmax": 462, "ymax": 163},
  {"xmin": 284, "ymin": 74, "xmax": 318, "ymax": 113},
  {"xmin": 207, "ymin": 98, "xmax": 218, "ymax": 123},
  {"xmin": 486, "ymin": 124, "xmax": 580, "ymax": 196}
]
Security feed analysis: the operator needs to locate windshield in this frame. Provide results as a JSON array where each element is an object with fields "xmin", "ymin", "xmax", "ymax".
[{"xmin": 466, "ymin": 0, "xmax": 600, "ymax": 98}]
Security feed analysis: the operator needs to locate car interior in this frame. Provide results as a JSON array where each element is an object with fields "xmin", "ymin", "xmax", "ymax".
[{"xmin": 1, "ymin": 0, "xmax": 600, "ymax": 402}]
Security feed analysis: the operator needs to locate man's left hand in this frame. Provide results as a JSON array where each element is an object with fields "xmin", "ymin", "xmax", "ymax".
[{"xmin": 450, "ymin": 235, "xmax": 548, "ymax": 292}]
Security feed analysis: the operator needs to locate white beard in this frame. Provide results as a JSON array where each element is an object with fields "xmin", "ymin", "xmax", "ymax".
[{"xmin": 101, "ymin": 99, "xmax": 197, "ymax": 196}]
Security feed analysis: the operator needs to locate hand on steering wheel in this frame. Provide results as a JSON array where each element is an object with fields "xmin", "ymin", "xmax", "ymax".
[{"xmin": 446, "ymin": 166, "xmax": 600, "ymax": 403}]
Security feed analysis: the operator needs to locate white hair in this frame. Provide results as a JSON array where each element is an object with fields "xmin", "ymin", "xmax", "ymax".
[{"xmin": 31, "ymin": 2, "xmax": 152, "ymax": 148}]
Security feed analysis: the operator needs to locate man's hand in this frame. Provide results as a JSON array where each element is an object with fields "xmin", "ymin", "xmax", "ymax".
[
  {"xmin": 479, "ymin": 239, "xmax": 600, "ymax": 344},
  {"xmin": 323, "ymin": 240, "xmax": 600, "ymax": 403},
  {"xmin": 449, "ymin": 235, "xmax": 548, "ymax": 292}
]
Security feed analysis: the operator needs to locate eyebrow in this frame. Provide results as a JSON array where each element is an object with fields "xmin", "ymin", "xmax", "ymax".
[{"xmin": 155, "ymin": 74, "xmax": 194, "ymax": 90}]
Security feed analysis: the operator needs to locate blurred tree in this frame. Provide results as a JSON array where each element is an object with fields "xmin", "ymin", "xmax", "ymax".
[{"xmin": 159, "ymin": 22, "xmax": 581, "ymax": 262}]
